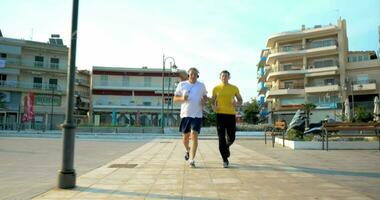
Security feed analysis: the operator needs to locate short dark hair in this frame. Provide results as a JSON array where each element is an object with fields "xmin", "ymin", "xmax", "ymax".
[
  {"xmin": 188, "ymin": 67, "xmax": 199, "ymax": 74},
  {"xmin": 220, "ymin": 70, "xmax": 230, "ymax": 76}
]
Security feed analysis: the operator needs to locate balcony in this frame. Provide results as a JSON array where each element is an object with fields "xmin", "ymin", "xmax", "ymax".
[
  {"xmin": 0, "ymin": 58, "xmax": 67, "ymax": 73},
  {"xmin": 93, "ymin": 101, "xmax": 181, "ymax": 111},
  {"xmin": 267, "ymin": 41, "xmax": 338, "ymax": 64},
  {"xmin": 267, "ymin": 63, "xmax": 305, "ymax": 81},
  {"xmin": 75, "ymin": 79, "xmax": 90, "ymax": 87},
  {"xmin": 266, "ymin": 24, "xmax": 337, "ymax": 47},
  {"xmin": 0, "ymin": 80, "xmax": 64, "ymax": 94},
  {"xmin": 93, "ymin": 82, "xmax": 174, "ymax": 92},
  {"xmin": 305, "ymin": 82, "xmax": 340, "ymax": 93},
  {"xmin": 266, "ymin": 84, "xmax": 304, "ymax": 98},
  {"xmin": 306, "ymin": 60, "xmax": 339, "ymax": 77},
  {"xmin": 352, "ymin": 80, "xmax": 377, "ymax": 91}
]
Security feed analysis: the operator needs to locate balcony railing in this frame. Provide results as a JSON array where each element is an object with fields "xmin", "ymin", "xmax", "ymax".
[
  {"xmin": 305, "ymin": 81, "xmax": 339, "ymax": 87},
  {"xmin": 0, "ymin": 80, "xmax": 64, "ymax": 92},
  {"xmin": 272, "ymin": 63, "xmax": 303, "ymax": 72},
  {"xmin": 308, "ymin": 60, "xmax": 338, "ymax": 69},
  {"xmin": 352, "ymin": 79, "xmax": 376, "ymax": 85},
  {"xmin": 271, "ymin": 83, "xmax": 304, "ymax": 90},
  {"xmin": 271, "ymin": 40, "xmax": 337, "ymax": 54},
  {"xmin": 1, "ymin": 58, "xmax": 67, "ymax": 71}
]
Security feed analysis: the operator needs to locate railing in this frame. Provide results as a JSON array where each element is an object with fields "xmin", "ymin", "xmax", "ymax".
[
  {"xmin": 352, "ymin": 79, "xmax": 376, "ymax": 85},
  {"xmin": 271, "ymin": 63, "xmax": 303, "ymax": 72},
  {"xmin": 271, "ymin": 40, "xmax": 337, "ymax": 54},
  {"xmin": 270, "ymin": 83, "xmax": 304, "ymax": 90},
  {"xmin": 308, "ymin": 60, "xmax": 339, "ymax": 69},
  {"xmin": 305, "ymin": 82, "xmax": 339, "ymax": 87},
  {"xmin": 1, "ymin": 58, "xmax": 67, "ymax": 71},
  {"xmin": 94, "ymin": 82, "xmax": 172, "ymax": 89},
  {"xmin": 75, "ymin": 79, "xmax": 90, "ymax": 86},
  {"xmin": 74, "ymin": 91, "xmax": 90, "ymax": 98},
  {"xmin": 0, "ymin": 80, "xmax": 64, "ymax": 92}
]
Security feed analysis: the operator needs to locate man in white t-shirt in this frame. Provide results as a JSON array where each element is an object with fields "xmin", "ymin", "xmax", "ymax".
[{"xmin": 174, "ymin": 67, "xmax": 207, "ymax": 168}]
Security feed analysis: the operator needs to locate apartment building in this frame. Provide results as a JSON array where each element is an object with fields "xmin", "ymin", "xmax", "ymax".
[
  {"xmin": 74, "ymin": 69, "xmax": 91, "ymax": 124},
  {"xmin": 0, "ymin": 33, "xmax": 68, "ymax": 130},
  {"xmin": 259, "ymin": 18, "xmax": 380, "ymax": 124},
  {"xmin": 91, "ymin": 66, "xmax": 186, "ymax": 127}
]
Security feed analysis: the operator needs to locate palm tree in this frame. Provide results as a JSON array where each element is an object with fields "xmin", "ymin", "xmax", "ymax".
[{"xmin": 302, "ymin": 103, "xmax": 316, "ymax": 129}]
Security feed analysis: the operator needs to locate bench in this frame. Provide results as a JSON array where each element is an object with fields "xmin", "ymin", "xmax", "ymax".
[
  {"xmin": 323, "ymin": 122, "xmax": 380, "ymax": 151},
  {"xmin": 265, "ymin": 121, "xmax": 286, "ymax": 148}
]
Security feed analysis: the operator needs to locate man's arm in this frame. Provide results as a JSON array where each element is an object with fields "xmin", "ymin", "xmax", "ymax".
[
  {"xmin": 234, "ymin": 93, "xmax": 243, "ymax": 107},
  {"xmin": 173, "ymin": 95, "xmax": 186, "ymax": 103},
  {"xmin": 233, "ymin": 93, "xmax": 243, "ymax": 108}
]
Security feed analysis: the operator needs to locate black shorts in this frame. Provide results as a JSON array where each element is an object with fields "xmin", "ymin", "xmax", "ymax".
[{"xmin": 179, "ymin": 117, "xmax": 202, "ymax": 134}]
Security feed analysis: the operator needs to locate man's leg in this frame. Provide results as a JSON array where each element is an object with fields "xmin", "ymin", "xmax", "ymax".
[
  {"xmin": 183, "ymin": 133, "xmax": 190, "ymax": 160},
  {"xmin": 217, "ymin": 114, "xmax": 228, "ymax": 162},
  {"xmin": 190, "ymin": 130, "xmax": 198, "ymax": 160},
  {"xmin": 226, "ymin": 115, "xmax": 236, "ymax": 147}
]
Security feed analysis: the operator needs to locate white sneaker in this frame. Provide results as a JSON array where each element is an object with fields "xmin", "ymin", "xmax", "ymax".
[{"xmin": 189, "ymin": 160, "xmax": 195, "ymax": 168}]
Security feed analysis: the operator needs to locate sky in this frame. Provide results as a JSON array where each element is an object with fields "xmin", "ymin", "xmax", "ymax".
[{"xmin": 1, "ymin": 0, "xmax": 380, "ymax": 102}]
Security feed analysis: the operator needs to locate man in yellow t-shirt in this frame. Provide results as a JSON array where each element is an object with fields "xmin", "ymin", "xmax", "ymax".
[{"xmin": 212, "ymin": 70, "xmax": 242, "ymax": 168}]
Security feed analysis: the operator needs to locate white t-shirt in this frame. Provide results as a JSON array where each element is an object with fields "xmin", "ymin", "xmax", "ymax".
[{"xmin": 175, "ymin": 80, "xmax": 207, "ymax": 118}]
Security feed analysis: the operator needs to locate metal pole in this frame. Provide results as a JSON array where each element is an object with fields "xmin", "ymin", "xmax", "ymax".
[
  {"xmin": 58, "ymin": 0, "xmax": 79, "ymax": 189},
  {"xmin": 50, "ymin": 87, "xmax": 54, "ymax": 130},
  {"xmin": 161, "ymin": 55, "xmax": 165, "ymax": 132},
  {"xmin": 351, "ymin": 81, "xmax": 355, "ymax": 119}
]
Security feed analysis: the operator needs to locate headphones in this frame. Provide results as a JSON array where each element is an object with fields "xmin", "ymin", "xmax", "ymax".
[{"xmin": 187, "ymin": 67, "xmax": 199, "ymax": 78}]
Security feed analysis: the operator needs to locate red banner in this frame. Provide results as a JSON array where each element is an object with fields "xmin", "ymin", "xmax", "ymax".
[{"xmin": 22, "ymin": 93, "xmax": 35, "ymax": 122}]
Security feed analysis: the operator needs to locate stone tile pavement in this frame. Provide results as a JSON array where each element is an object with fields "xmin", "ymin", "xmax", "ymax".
[{"xmin": 33, "ymin": 139, "xmax": 377, "ymax": 200}]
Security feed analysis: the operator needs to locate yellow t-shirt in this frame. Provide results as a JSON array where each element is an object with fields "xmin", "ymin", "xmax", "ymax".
[{"xmin": 212, "ymin": 83, "xmax": 240, "ymax": 115}]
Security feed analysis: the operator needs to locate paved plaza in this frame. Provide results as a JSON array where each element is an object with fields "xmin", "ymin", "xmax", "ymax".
[{"xmin": 32, "ymin": 139, "xmax": 380, "ymax": 200}]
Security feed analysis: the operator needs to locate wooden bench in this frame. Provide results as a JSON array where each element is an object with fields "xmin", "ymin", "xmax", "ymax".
[
  {"xmin": 265, "ymin": 121, "xmax": 286, "ymax": 148},
  {"xmin": 323, "ymin": 122, "xmax": 380, "ymax": 151}
]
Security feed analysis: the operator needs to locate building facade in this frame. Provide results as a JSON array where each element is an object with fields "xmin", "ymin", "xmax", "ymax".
[
  {"xmin": 91, "ymin": 66, "xmax": 186, "ymax": 127},
  {"xmin": 74, "ymin": 69, "xmax": 91, "ymax": 125},
  {"xmin": 259, "ymin": 18, "xmax": 380, "ymax": 124},
  {"xmin": 0, "ymin": 34, "xmax": 68, "ymax": 130}
]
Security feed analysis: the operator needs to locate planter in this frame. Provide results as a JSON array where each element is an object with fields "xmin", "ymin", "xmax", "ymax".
[{"xmin": 275, "ymin": 137, "xmax": 379, "ymax": 150}]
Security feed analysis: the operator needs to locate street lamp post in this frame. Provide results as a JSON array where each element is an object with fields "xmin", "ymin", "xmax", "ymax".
[
  {"xmin": 50, "ymin": 86, "xmax": 55, "ymax": 130},
  {"xmin": 161, "ymin": 55, "xmax": 176, "ymax": 132},
  {"xmin": 58, "ymin": 0, "xmax": 79, "ymax": 189}
]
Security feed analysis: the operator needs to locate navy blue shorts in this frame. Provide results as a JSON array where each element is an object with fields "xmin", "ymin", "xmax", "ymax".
[{"xmin": 179, "ymin": 117, "xmax": 202, "ymax": 134}]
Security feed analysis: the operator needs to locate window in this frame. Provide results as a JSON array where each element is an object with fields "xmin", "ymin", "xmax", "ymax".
[
  {"xmin": 144, "ymin": 77, "xmax": 151, "ymax": 87},
  {"xmin": 324, "ymin": 78, "xmax": 335, "ymax": 85},
  {"xmin": 34, "ymin": 56, "xmax": 44, "ymax": 67},
  {"xmin": 282, "ymin": 45, "xmax": 293, "ymax": 52},
  {"xmin": 0, "ymin": 53, "xmax": 6, "ymax": 58},
  {"xmin": 50, "ymin": 58, "xmax": 59, "ymax": 69},
  {"xmin": 284, "ymin": 81, "xmax": 294, "ymax": 89},
  {"xmin": 122, "ymin": 76, "xmax": 129, "ymax": 86},
  {"xmin": 357, "ymin": 74, "xmax": 369, "ymax": 84},
  {"xmin": 0, "ymin": 74, "xmax": 6, "ymax": 85},
  {"xmin": 33, "ymin": 77, "xmax": 43, "ymax": 88},
  {"xmin": 100, "ymin": 75, "xmax": 108, "ymax": 86},
  {"xmin": 358, "ymin": 55, "xmax": 363, "ymax": 62},
  {"xmin": 49, "ymin": 79, "xmax": 58, "ymax": 89},
  {"xmin": 283, "ymin": 64, "xmax": 292, "ymax": 71}
]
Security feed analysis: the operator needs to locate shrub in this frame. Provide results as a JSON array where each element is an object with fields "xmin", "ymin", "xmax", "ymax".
[
  {"xmin": 236, "ymin": 123, "xmax": 273, "ymax": 131},
  {"xmin": 287, "ymin": 128, "xmax": 304, "ymax": 141},
  {"xmin": 354, "ymin": 106, "xmax": 373, "ymax": 122}
]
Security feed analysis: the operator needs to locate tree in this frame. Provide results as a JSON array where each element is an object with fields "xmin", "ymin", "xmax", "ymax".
[
  {"xmin": 243, "ymin": 98, "xmax": 259, "ymax": 124},
  {"xmin": 203, "ymin": 97, "xmax": 216, "ymax": 126},
  {"xmin": 302, "ymin": 103, "xmax": 316, "ymax": 128}
]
